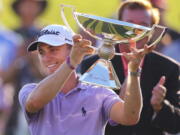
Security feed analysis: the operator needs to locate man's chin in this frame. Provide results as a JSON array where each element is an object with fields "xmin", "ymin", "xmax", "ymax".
[
  {"xmin": 48, "ymin": 70, "xmax": 55, "ymax": 75},
  {"xmin": 44, "ymin": 70, "xmax": 55, "ymax": 76}
]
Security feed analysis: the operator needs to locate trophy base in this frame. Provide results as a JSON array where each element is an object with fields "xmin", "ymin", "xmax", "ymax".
[{"xmin": 79, "ymin": 59, "xmax": 121, "ymax": 90}]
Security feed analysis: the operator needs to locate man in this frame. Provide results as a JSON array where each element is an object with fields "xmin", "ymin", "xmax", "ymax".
[
  {"xmin": 80, "ymin": 0, "xmax": 180, "ymax": 135},
  {"xmin": 18, "ymin": 24, "xmax": 154, "ymax": 135},
  {"xmin": 12, "ymin": 0, "xmax": 48, "ymax": 39}
]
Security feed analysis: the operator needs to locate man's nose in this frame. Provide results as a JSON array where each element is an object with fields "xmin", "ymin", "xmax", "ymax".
[{"xmin": 42, "ymin": 52, "xmax": 53, "ymax": 62}]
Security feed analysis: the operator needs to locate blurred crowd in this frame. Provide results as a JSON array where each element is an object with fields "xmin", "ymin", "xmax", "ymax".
[
  {"xmin": 0, "ymin": 0, "xmax": 179, "ymax": 135},
  {"xmin": 0, "ymin": 0, "xmax": 46, "ymax": 135}
]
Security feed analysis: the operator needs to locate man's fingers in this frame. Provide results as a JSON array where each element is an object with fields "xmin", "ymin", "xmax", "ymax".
[
  {"xmin": 150, "ymin": 44, "xmax": 156, "ymax": 50},
  {"xmin": 73, "ymin": 42, "xmax": 95, "ymax": 54},
  {"xmin": 79, "ymin": 40, "xmax": 92, "ymax": 47},
  {"xmin": 129, "ymin": 47, "xmax": 138, "ymax": 54},
  {"xmin": 83, "ymin": 47, "xmax": 95, "ymax": 55},
  {"xmin": 73, "ymin": 34, "xmax": 82, "ymax": 43},
  {"xmin": 129, "ymin": 39, "xmax": 138, "ymax": 53},
  {"xmin": 73, "ymin": 35, "xmax": 92, "ymax": 48},
  {"xmin": 140, "ymin": 45, "xmax": 148, "ymax": 55},
  {"xmin": 129, "ymin": 39, "xmax": 136, "ymax": 48},
  {"xmin": 158, "ymin": 76, "xmax": 166, "ymax": 86},
  {"xmin": 140, "ymin": 44, "xmax": 156, "ymax": 56},
  {"xmin": 152, "ymin": 86, "xmax": 166, "ymax": 97},
  {"xmin": 148, "ymin": 44, "xmax": 157, "ymax": 51},
  {"xmin": 122, "ymin": 52, "xmax": 131, "ymax": 61}
]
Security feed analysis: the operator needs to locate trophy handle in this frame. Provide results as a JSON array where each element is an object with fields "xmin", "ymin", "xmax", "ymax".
[
  {"xmin": 147, "ymin": 24, "xmax": 166, "ymax": 46},
  {"xmin": 60, "ymin": 4, "xmax": 76, "ymax": 35},
  {"xmin": 115, "ymin": 24, "xmax": 166, "ymax": 56}
]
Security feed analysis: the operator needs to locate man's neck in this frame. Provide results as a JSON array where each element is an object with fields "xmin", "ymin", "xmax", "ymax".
[{"xmin": 119, "ymin": 44, "xmax": 130, "ymax": 53}]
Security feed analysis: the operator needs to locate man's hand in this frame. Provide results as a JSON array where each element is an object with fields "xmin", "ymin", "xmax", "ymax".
[
  {"xmin": 123, "ymin": 40, "xmax": 156, "ymax": 72},
  {"xmin": 151, "ymin": 76, "xmax": 167, "ymax": 112},
  {"xmin": 70, "ymin": 34, "xmax": 95, "ymax": 67}
]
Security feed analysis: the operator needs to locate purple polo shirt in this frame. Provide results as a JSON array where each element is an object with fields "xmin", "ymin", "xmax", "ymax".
[{"xmin": 19, "ymin": 82, "xmax": 122, "ymax": 135}]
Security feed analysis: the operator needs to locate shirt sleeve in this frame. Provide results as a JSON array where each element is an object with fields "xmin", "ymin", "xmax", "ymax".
[
  {"xmin": 102, "ymin": 88, "xmax": 123, "ymax": 121},
  {"xmin": 18, "ymin": 83, "xmax": 39, "ymax": 123}
]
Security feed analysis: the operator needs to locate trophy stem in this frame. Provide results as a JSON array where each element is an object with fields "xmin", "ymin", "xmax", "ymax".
[{"xmin": 97, "ymin": 40, "xmax": 116, "ymax": 60}]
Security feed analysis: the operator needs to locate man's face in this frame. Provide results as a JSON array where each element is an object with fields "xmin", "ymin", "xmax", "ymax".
[
  {"xmin": 37, "ymin": 43, "xmax": 71, "ymax": 75},
  {"xmin": 120, "ymin": 8, "xmax": 152, "ymax": 51},
  {"xmin": 18, "ymin": 0, "xmax": 41, "ymax": 19}
]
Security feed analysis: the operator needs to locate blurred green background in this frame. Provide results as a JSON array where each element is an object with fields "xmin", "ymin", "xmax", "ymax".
[{"xmin": 0, "ymin": 0, "xmax": 180, "ymax": 32}]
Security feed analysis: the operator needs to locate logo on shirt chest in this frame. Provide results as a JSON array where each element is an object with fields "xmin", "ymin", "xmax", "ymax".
[{"xmin": 81, "ymin": 107, "xmax": 86, "ymax": 116}]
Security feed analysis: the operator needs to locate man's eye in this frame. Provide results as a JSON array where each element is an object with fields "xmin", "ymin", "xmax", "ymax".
[
  {"xmin": 51, "ymin": 48, "xmax": 58, "ymax": 52},
  {"xmin": 39, "ymin": 50, "xmax": 44, "ymax": 55}
]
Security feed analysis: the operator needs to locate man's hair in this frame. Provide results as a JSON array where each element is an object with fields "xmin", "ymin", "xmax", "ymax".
[
  {"xmin": 118, "ymin": 0, "xmax": 160, "ymax": 25},
  {"xmin": 66, "ymin": 44, "xmax": 72, "ymax": 50}
]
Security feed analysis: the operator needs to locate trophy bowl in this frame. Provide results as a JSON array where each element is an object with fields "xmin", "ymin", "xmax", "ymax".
[
  {"xmin": 61, "ymin": 4, "xmax": 166, "ymax": 46},
  {"xmin": 73, "ymin": 12, "xmax": 151, "ymax": 43},
  {"xmin": 60, "ymin": 4, "xmax": 166, "ymax": 90}
]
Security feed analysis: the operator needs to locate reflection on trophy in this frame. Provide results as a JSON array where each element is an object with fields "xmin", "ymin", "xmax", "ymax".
[{"xmin": 60, "ymin": 4, "xmax": 166, "ymax": 90}]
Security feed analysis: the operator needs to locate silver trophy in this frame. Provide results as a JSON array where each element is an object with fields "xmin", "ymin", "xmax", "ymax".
[{"xmin": 60, "ymin": 4, "xmax": 166, "ymax": 90}]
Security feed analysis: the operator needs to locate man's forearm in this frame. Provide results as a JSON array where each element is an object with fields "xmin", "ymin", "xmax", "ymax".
[
  {"xmin": 123, "ymin": 73, "xmax": 142, "ymax": 123},
  {"xmin": 26, "ymin": 61, "xmax": 74, "ymax": 112},
  {"xmin": 119, "ymin": 78, "xmax": 127, "ymax": 99}
]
